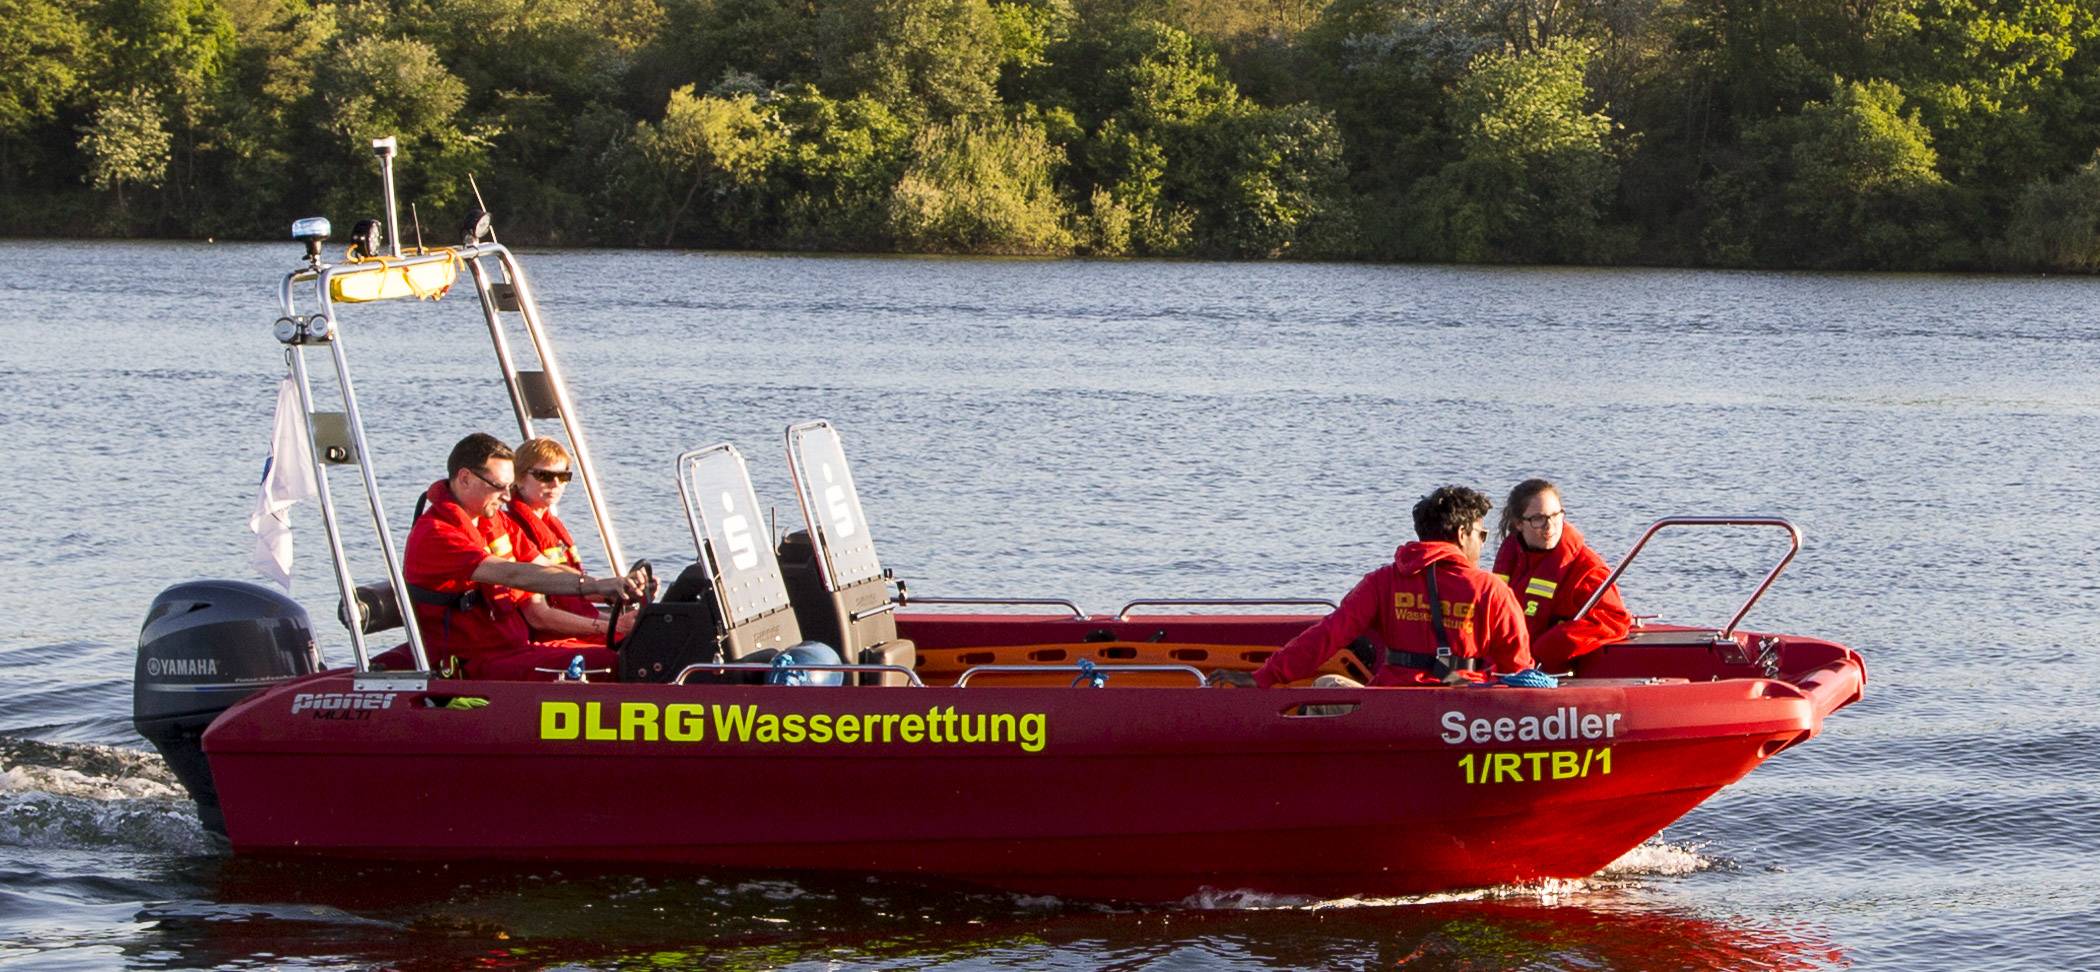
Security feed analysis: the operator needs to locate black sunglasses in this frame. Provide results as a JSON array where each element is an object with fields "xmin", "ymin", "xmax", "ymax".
[
  {"xmin": 529, "ymin": 468, "xmax": 574, "ymax": 484},
  {"xmin": 467, "ymin": 467, "xmax": 514, "ymax": 496}
]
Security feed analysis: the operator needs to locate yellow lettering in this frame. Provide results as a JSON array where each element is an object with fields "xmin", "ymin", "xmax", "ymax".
[
  {"xmin": 619, "ymin": 702, "xmax": 659, "ymax": 742},
  {"xmin": 782, "ymin": 713, "xmax": 806, "ymax": 743},
  {"xmin": 711, "ymin": 703, "xmax": 757, "ymax": 741},
  {"xmin": 808, "ymin": 713, "xmax": 833, "ymax": 743},
  {"xmin": 665, "ymin": 703, "xmax": 705, "ymax": 741},
  {"xmin": 1019, "ymin": 713, "xmax": 1046, "ymax": 753},
  {"xmin": 585, "ymin": 701, "xmax": 617, "ymax": 741},
  {"xmin": 755, "ymin": 713, "xmax": 780, "ymax": 743},
  {"xmin": 900, "ymin": 714, "xmax": 925, "ymax": 742},
  {"xmin": 540, "ymin": 701, "xmax": 579, "ymax": 740},
  {"xmin": 836, "ymin": 714, "xmax": 860, "ymax": 743},
  {"xmin": 1492, "ymin": 752, "xmax": 1522, "ymax": 783},
  {"xmin": 1552, "ymin": 750, "xmax": 1580, "ymax": 779}
]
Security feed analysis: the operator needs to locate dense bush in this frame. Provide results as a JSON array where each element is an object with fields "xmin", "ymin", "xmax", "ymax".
[{"xmin": 10, "ymin": 0, "xmax": 2100, "ymax": 268}]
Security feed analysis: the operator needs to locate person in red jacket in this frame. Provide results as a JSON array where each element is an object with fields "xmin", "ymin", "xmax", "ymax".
[
  {"xmin": 503, "ymin": 437, "xmax": 603, "ymax": 640},
  {"xmin": 1219, "ymin": 486, "xmax": 1532, "ymax": 688},
  {"xmin": 1491, "ymin": 479, "xmax": 1631, "ymax": 672},
  {"xmin": 402, "ymin": 433, "xmax": 640, "ymax": 680}
]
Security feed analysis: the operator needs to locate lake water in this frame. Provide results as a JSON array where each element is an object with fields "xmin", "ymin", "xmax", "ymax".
[{"xmin": 2, "ymin": 240, "xmax": 2096, "ymax": 970}]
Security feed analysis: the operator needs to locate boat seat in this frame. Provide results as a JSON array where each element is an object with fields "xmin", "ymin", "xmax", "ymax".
[
  {"xmin": 781, "ymin": 420, "xmax": 917, "ymax": 686},
  {"xmin": 780, "ymin": 530, "xmax": 916, "ymax": 686},
  {"xmin": 649, "ymin": 443, "xmax": 806, "ymax": 683}
]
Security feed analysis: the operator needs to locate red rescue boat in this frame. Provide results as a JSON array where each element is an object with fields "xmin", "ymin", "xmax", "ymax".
[{"xmin": 132, "ymin": 139, "xmax": 1865, "ymax": 900}]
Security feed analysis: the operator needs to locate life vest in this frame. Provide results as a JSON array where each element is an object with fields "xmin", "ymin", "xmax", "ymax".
[
  {"xmin": 504, "ymin": 500, "xmax": 598, "ymax": 622},
  {"xmin": 1372, "ymin": 564, "xmax": 1486, "ymax": 683},
  {"xmin": 402, "ymin": 481, "xmax": 535, "ymax": 664},
  {"xmin": 1492, "ymin": 530, "xmax": 1589, "ymax": 637}
]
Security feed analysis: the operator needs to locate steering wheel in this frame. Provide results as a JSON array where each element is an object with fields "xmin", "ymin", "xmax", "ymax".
[{"xmin": 604, "ymin": 559, "xmax": 656, "ymax": 655}]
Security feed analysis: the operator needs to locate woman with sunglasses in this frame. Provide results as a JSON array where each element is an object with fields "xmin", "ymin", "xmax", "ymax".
[
  {"xmin": 505, "ymin": 437, "xmax": 605, "ymax": 641},
  {"xmin": 1490, "ymin": 479, "xmax": 1631, "ymax": 673}
]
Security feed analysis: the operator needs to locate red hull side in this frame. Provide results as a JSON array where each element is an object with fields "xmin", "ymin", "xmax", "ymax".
[{"xmin": 202, "ymin": 668, "xmax": 1848, "ymax": 898}]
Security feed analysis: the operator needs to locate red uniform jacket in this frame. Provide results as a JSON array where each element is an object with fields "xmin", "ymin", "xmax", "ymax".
[
  {"xmin": 504, "ymin": 499, "xmax": 600, "ymax": 623},
  {"xmin": 403, "ymin": 481, "xmax": 543, "ymax": 665},
  {"xmin": 1491, "ymin": 523, "xmax": 1631, "ymax": 671},
  {"xmin": 1255, "ymin": 540, "xmax": 1532, "ymax": 687}
]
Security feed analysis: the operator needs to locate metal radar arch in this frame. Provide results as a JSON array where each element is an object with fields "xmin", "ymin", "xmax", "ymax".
[{"xmin": 271, "ymin": 135, "xmax": 628, "ymax": 673}]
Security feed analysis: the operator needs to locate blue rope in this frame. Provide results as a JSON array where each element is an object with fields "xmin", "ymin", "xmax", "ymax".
[
  {"xmin": 771, "ymin": 652, "xmax": 807, "ymax": 686},
  {"xmin": 563, "ymin": 655, "xmax": 586, "ymax": 681},
  {"xmin": 1072, "ymin": 658, "xmax": 1109, "ymax": 688},
  {"xmin": 1498, "ymin": 668, "xmax": 1558, "ymax": 689}
]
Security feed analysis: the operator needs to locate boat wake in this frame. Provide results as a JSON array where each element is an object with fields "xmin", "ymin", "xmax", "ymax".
[
  {"xmin": 1179, "ymin": 839, "xmax": 1720, "ymax": 911},
  {"xmin": 0, "ymin": 736, "xmax": 213, "ymax": 853}
]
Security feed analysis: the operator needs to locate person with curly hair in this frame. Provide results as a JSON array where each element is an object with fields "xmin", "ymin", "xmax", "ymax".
[{"xmin": 1217, "ymin": 485, "xmax": 1533, "ymax": 688}]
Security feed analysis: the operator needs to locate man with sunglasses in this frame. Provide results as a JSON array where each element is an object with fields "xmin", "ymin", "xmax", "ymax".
[
  {"xmin": 1214, "ymin": 485, "xmax": 1532, "ymax": 688},
  {"xmin": 401, "ymin": 432, "xmax": 642, "ymax": 680},
  {"xmin": 1491, "ymin": 479, "xmax": 1630, "ymax": 672}
]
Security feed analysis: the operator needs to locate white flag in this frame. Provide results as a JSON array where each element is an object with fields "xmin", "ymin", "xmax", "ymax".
[{"xmin": 247, "ymin": 374, "xmax": 318, "ymax": 590}]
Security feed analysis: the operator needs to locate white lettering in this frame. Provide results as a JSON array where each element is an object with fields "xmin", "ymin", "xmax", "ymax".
[
  {"xmin": 290, "ymin": 691, "xmax": 399, "ymax": 715},
  {"xmin": 1439, "ymin": 707, "xmax": 1626, "ymax": 745},
  {"xmin": 1440, "ymin": 711, "xmax": 1466, "ymax": 744}
]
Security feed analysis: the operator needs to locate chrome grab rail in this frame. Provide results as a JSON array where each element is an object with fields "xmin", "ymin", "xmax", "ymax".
[
  {"xmin": 955, "ymin": 663, "xmax": 1208, "ymax": 688},
  {"xmin": 1573, "ymin": 515, "xmax": 1803, "ymax": 639},
  {"xmin": 894, "ymin": 588, "xmax": 1088, "ymax": 620},
  {"xmin": 1114, "ymin": 598, "xmax": 1337, "ymax": 621},
  {"xmin": 673, "ymin": 662, "xmax": 925, "ymax": 687},
  {"xmin": 849, "ymin": 601, "xmax": 898, "ymax": 622}
]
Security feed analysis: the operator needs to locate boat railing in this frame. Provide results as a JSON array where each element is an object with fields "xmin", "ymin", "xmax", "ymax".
[
  {"xmin": 893, "ymin": 585, "xmax": 1089, "ymax": 620},
  {"xmin": 275, "ymin": 136, "xmax": 627, "ymax": 673},
  {"xmin": 1574, "ymin": 515, "xmax": 1803, "ymax": 639},
  {"xmin": 955, "ymin": 663, "xmax": 1208, "ymax": 687},
  {"xmin": 673, "ymin": 662, "xmax": 926, "ymax": 687},
  {"xmin": 1113, "ymin": 598, "xmax": 1337, "ymax": 621}
]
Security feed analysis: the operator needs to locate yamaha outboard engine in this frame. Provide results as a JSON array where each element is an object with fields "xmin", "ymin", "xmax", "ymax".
[{"xmin": 134, "ymin": 580, "xmax": 320, "ymax": 835}]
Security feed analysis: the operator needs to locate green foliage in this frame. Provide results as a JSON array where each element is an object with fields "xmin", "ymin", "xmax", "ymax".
[
  {"xmin": 0, "ymin": 0, "xmax": 90, "ymax": 137},
  {"xmin": 15, "ymin": 0, "xmax": 2100, "ymax": 271},
  {"xmin": 312, "ymin": 33, "xmax": 486, "ymax": 218},
  {"xmin": 1409, "ymin": 39, "xmax": 1629, "ymax": 263},
  {"xmin": 92, "ymin": 0, "xmax": 239, "ymax": 125},
  {"xmin": 79, "ymin": 88, "xmax": 172, "ymax": 212},
  {"xmin": 2004, "ymin": 152, "xmax": 2100, "ymax": 270},
  {"xmin": 1705, "ymin": 78, "xmax": 1952, "ymax": 268},
  {"xmin": 819, "ymin": 0, "xmax": 1005, "ymax": 121},
  {"xmin": 888, "ymin": 117, "xmax": 1074, "ymax": 252},
  {"xmin": 637, "ymin": 86, "xmax": 789, "ymax": 243},
  {"xmin": 767, "ymin": 87, "xmax": 913, "ymax": 247}
]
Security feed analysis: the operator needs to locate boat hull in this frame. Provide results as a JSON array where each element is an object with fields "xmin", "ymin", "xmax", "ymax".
[{"xmin": 201, "ymin": 663, "xmax": 1850, "ymax": 899}]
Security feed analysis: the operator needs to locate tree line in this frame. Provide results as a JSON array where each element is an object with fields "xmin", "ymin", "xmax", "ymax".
[{"xmin": 8, "ymin": 0, "xmax": 2100, "ymax": 269}]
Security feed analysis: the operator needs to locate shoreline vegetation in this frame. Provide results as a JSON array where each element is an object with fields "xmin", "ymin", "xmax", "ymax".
[{"xmin": 8, "ymin": 0, "xmax": 2100, "ymax": 271}]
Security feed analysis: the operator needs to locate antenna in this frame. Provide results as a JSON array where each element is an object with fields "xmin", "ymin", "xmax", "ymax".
[
  {"xmin": 371, "ymin": 136, "xmax": 402, "ymax": 258},
  {"xmin": 410, "ymin": 203, "xmax": 425, "ymax": 253},
  {"xmin": 467, "ymin": 173, "xmax": 500, "ymax": 246}
]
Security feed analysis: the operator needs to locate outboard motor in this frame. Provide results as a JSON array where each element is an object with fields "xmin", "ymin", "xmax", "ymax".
[{"xmin": 134, "ymin": 580, "xmax": 320, "ymax": 835}]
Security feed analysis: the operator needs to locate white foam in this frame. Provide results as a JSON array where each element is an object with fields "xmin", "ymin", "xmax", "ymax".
[
  {"xmin": 1599, "ymin": 839, "xmax": 1716, "ymax": 877},
  {"xmin": 0, "ymin": 740, "xmax": 209, "ymax": 853},
  {"xmin": 1179, "ymin": 842, "xmax": 1717, "ymax": 911},
  {"xmin": 0, "ymin": 763, "xmax": 184, "ymax": 802},
  {"xmin": 1181, "ymin": 877, "xmax": 1601, "ymax": 912}
]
